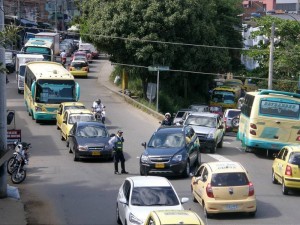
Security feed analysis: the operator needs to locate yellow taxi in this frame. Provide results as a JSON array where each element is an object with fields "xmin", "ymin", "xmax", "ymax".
[
  {"xmin": 56, "ymin": 102, "xmax": 86, "ymax": 130},
  {"xmin": 60, "ymin": 109, "xmax": 95, "ymax": 143},
  {"xmin": 272, "ymin": 145, "xmax": 300, "ymax": 195},
  {"xmin": 69, "ymin": 60, "xmax": 89, "ymax": 77},
  {"xmin": 191, "ymin": 161, "xmax": 256, "ymax": 218},
  {"xmin": 144, "ymin": 210, "xmax": 204, "ymax": 225}
]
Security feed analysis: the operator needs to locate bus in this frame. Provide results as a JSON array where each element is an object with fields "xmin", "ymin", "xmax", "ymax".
[
  {"xmin": 210, "ymin": 79, "xmax": 245, "ymax": 110},
  {"xmin": 237, "ymin": 90, "xmax": 300, "ymax": 154},
  {"xmin": 22, "ymin": 38, "xmax": 54, "ymax": 61},
  {"xmin": 24, "ymin": 61, "xmax": 80, "ymax": 122}
]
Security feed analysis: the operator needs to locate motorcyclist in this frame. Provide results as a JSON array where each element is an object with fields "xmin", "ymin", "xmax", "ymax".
[
  {"xmin": 92, "ymin": 99, "xmax": 105, "ymax": 122},
  {"xmin": 60, "ymin": 50, "xmax": 67, "ymax": 66},
  {"xmin": 161, "ymin": 112, "xmax": 172, "ymax": 126}
]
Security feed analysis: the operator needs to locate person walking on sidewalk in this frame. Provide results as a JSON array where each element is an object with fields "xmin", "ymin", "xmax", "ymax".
[{"xmin": 109, "ymin": 130, "xmax": 128, "ymax": 174}]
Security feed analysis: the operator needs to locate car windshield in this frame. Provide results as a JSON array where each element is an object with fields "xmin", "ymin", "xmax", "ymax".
[
  {"xmin": 68, "ymin": 114, "xmax": 95, "ymax": 124},
  {"xmin": 185, "ymin": 115, "xmax": 216, "ymax": 128},
  {"xmin": 211, "ymin": 172, "xmax": 249, "ymax": 187},
  {"xmin": 148, "ymin": 133, "xmax": 185, "ymax": 148},
  {"xmin": 64, "ymin": 105, "xmax": 86, "ymax": 111},
  {"xmin": 131, "ymin": 186, "xmax": 179, "ymax": 206},
  {"xmin": 76, "ymin": 125, "xmax": 108, "ymax": 137},
  {"xmin": 175, "ymin": 111, "xmax": 186, "ymax": 118}
]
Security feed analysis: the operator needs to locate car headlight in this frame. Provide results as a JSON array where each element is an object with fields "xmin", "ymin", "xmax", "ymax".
[
  {"xmin": 172, "ymin": 153, "xmax": 183, "ymax": 162},
  {"xmin": 129, "ymin": 212, "xmax": 143, "ymax": 225},
  {"xmin": 207, "ymin": 132, "xmax": 214, "ymax": 139},
  {"xmin": 35, "ymin": 106, "xmax": 43, "ymax": 112},
  {"xmin": 78, "ymin": 145, "xmax": 88, "ymax": 151},
  {"xmin": 141, "ymin": 154, "xmax": 149, "ymax": 163}
]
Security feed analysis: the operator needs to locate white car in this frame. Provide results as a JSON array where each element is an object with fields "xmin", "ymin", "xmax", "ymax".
[{"xmin": 116, "ymin": 176, "xmax": 189, "ymax": 225}]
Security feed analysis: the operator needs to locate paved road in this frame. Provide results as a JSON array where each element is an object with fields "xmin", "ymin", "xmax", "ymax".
[{"xmin": 6, "ymin": 59, "xmax": 300, "ymax": 225}]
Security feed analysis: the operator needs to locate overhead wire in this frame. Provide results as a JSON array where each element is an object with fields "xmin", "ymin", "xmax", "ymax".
[{"xmin": 3, "ymin": 23, "xmax": 298, "ymax": 84}]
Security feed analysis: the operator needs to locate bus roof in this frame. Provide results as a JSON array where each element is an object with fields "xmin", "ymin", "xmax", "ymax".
[
  {"xmin": 26, "ymin": 61, "xmax": 74, "ymax": 80},
  {"xmin": 25, "ymin": 38, "xmax": 53, "ymax": 48},
  {"xmin": 247, "ymin": 89, "xmax": 300, "ymax": 99}
]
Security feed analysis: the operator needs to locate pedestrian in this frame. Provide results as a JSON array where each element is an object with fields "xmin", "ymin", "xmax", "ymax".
[{"xmin": 109, "ymin": 130, "xmax": 128, "ymax": 174}]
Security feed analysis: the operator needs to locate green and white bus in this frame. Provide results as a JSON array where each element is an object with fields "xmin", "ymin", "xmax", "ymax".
[
  {"xmin": 22, "ymin": 38, "xmax": 54, "ymax": 61},
  {"xmin": 24, "ymin": 61, "xmax": 80, "ymax": 122}
]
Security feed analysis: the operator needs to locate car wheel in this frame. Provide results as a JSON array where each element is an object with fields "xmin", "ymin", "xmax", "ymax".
[
  {"xmin": 231, "ymin": 117, "xmax": 240, "ymax": 129},
  {"xmin": 182, "ymin": 161, "xmax": 190, "ymax": 178},
  {"xmin": 203, "ymin": 203, "xmax": 212, "ymax": 218},
  {"xmin": 74, "ymin": 150, "xmax": 79, "ymax": 161},
  {"xmin": 217, "ymin": 135, "xmax": 223, "ymax": 148},
  {"xmin": 210, "ymin": 145, "xmax": 217, "ymax": 154},
  {"xmin": 56, "ymin": 124, "xmax": 60, "ymax": 130},
  {"xmin": 248, "ymin": 209, "xmax": 256, "ymax": 217},
  {"xmin": 282, "ymin": 181, "xmax": 289, "ymax": 195},
  {"xmin": 116, "ymin": 203, "xmax": 121, "ymax": 224},
  {"xmin": 197, "ymin": 151, "xmax": 201, "ymax": 167},
  {"xmin": 272, "ymin": 169, "xmax": 278, "ymax": 184},
  {"xmin": 61, "ymin": 133, "xmax": 65, "ymax": 141},
  {"xmin": 140, "ymin": 166, "xmax": 147, "ymax": 176}
]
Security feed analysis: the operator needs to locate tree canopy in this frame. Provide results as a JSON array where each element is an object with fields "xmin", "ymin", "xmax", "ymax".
[
  {"xmin": 78, "ymin": 0, "xmax": 243, "ymax": 110},
  {"xmin": 244, "ymin": 16, "xmax": 300, "ymax": 91}
]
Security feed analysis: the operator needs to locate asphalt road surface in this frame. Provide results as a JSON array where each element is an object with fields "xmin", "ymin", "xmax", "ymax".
[{"xmin": 6, "ymin": 58, "xmax": 300, "ymax": 225}]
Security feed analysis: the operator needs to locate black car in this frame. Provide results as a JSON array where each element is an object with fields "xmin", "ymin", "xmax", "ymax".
[
  {"xmin": 68, "ymin": 121, "xmax": 113, "ymax": 161},
  {"xmin": 140, "ymin": 125, "xmax": 201, "ymax": 177},
  {"xmin": 5, "ymin": 51, "xmax": 15, "ymax": 74}
]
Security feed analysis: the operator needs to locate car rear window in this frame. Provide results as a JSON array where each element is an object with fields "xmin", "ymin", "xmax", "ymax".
[
  {"xmin": 289, "ymin": 153, "xmax": 300, "ymax": 166},
  {"xmin": 211, "ymin": 172, "xmax": 249, "ymax": 187},
  {"xmin": 71, "ymin": 62, "xmax": 87, "ymax": 67},
  {"xmin": 227, "ymin": 110, "xmax": 241, "ymax": 118}
]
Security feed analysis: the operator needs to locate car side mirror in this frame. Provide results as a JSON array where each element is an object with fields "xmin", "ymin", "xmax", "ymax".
[
  {"xmin": 63, "ymin": 119, "xmax": 67, "ymax": 123},
  {"xmin": 181, "ymin": 197, "xmax": 189, "ymax": 204},
  {"xmin": 119, "ymin": 197, "xmax": 127, "ymax": 205},
  {"xmin": 141, "ymin": 142, "xmax": 146, "ymax": 148}
]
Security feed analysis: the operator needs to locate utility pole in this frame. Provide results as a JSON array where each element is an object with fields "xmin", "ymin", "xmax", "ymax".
[
  {"xmin": 0, "ymin": 0, "xmax": 7, "ymax": 198},
  {"xmin": 268, "ymin": 22, "xmax": 275, "ymax": 90}
]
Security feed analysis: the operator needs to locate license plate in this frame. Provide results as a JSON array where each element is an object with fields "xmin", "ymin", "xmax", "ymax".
[
  {"xmin": 155, "ymin": 163, "xmax": 165, "ymax": 168},
  {"xmin": 225, "ymin": 204, "xmax": 238, "ymax": 210},
  {"xmin": 92, "ymin": 151, "xmax": 100, "ymax": 156}
]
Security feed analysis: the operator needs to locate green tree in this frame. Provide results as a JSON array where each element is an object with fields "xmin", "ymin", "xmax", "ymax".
[
  {"xmin": 244, "ymin": 16, "xmax": 300, "ymax": 91},
  {"xmin": 79, "ymin": 0, "xmax": 243, "ymax": 111}
]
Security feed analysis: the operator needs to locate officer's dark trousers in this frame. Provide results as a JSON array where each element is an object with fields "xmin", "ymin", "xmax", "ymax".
[{"xmin": 114, "ymin": 151, "xmax": 126, "ymax": 172}]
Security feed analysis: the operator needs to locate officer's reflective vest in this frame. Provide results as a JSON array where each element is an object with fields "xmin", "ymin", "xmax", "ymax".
[{"xmin": 115, "ymin": 137, "xmax": 123, "ymax": 151}]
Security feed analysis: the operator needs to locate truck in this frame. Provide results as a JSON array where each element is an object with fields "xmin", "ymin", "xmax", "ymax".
[
  {"xmin": 15, "ymin": 54, "xmax": 44, "ymax": 94},
  {"xmin": 34, "ymin": 32, "xmax": 60, "ymax": 56}
]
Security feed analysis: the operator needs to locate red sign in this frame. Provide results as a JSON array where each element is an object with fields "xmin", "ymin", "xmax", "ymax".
[{"xmin": 7, "ymin": 129, "xmax": 21, "ymax": 144}]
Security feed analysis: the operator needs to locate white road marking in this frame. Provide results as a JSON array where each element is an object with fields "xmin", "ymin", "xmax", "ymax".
[
  {"xmin": 207, "ymin": 154, "xmax": 232, "ymax": 162},
  {"xmin": 235, "ymin": 147, "xmax": 243, "ymax": 152},
  {"xmin": 223, "ymin": 141, "xmax": 231, "ymax": 144}
]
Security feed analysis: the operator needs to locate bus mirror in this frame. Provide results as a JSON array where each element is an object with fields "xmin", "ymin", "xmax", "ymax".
[
  {"xmin": 7, "ymin": 111, "xmax": 15, "ymax": 125},
  {"xmin": 31, "ymin": 81, "xmax": 36, "ymax": 99},
  {"xmin": 76, "ymin": 82, "xmax": 80, "ymax": 101}
]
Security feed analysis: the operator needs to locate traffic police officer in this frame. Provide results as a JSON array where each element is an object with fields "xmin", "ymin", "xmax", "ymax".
[{"xmin": 109, "ymin": 130, "xmax": 128, "ymax": 174}]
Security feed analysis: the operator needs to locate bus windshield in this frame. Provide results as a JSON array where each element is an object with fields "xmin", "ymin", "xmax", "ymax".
[
  {"xmin": 35, "ymin": 79, "xmax": 76, "ymax": 104},
  {"xmin": 24, "ymin": 47, "xmax": 51, "ymax": 61},
  {"xmin": 212, "ymin": 91, "xmax": 235, "ymax": 104},
  {"xmin": 260, "ymin": 100, "xmax": 300, "ymax": 119}
]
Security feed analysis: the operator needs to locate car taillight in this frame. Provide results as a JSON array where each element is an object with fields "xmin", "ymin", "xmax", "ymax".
[
  {"xmin": 250, "ymin": 123, "xmax": 257, "ymax": 129},
  {"xmin": 285, "ymin": 165, "xmax": 292, "ymax": 176},
  {"xmin": 248, "ymin": 182, "xmax": 254, "ymax": 196},
  {"xmin": 296, "ymin": 136, "xmax": 300, "ymax": 141},
  {"xmin": 297, "ymin": 130, "xmax": 300, "ymax": 135},
  {"xmin": 69, "ymin": 67, "xmax": 73, "ymax": 71},
  {"xmin": 84, "ymin": 67, "xmax": 88, "ymax": 71},
  {"xmin": 250, "ymin": 129, "xmax": 256, "ymax": 135},
  {"xmin": 206, "ymin": 183, "xmax": 214, "ymax": 198}
]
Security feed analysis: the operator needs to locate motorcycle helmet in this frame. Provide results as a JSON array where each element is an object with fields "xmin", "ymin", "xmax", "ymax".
[
  {"xmin": 15, "ymin": 143, "xmax": 23, "ymax": 153},
  {"xmin": 96, "ymin": 99, "xmax": 101, "ymax": 104},
  {"xmin": 165, "ymin": 112, "xmax": 171, "ymax": 117}
]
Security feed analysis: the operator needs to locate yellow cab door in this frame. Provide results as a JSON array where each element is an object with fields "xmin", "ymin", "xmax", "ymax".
[
  {"xmin": 61, "ymin": 111, "xmax": 69, "ymax": 139},
  {"xmin": 193, "ymin": 166, "xmax": 209, "ymax": 203},
  {"xmin": 273, "ymin": 148, "xmax": 287, "ymax": 182}
]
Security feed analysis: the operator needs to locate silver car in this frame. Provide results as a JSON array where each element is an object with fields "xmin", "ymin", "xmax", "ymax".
[{"xmin": 223, "ymin": 109, "xmax": 241, "ymax": 132}]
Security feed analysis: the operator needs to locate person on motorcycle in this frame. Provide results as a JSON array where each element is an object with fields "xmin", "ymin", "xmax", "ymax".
[
  {"xmin": 92, "ymin": 99, "xmax": 105, "ymax": 122},
  {"xmin": 60, "ymin": 50, "xmax": 67, "ymax": 66},
  {"xmin": 161, "ymin": 112, "xmax": 172, "ymax": 126}
]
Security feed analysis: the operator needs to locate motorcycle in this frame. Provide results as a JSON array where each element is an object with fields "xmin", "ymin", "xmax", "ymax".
[
  {"xmin": 92, "ymin": 106, "xmax": 106, "ymax": 124},
  {"xmin": 7, "ymin": 142, "xmax": 31, "ymax": 184}
]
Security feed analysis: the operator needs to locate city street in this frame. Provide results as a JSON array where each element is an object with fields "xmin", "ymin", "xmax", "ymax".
[{"xmin": 5, "ymin": 58, "xmax": 300, "ymax": 225}]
